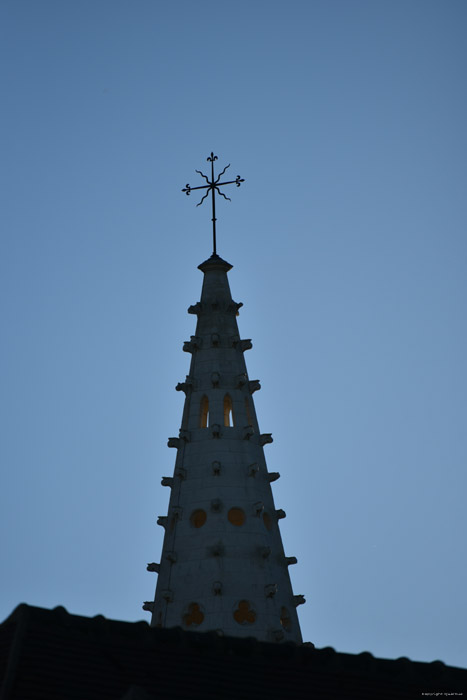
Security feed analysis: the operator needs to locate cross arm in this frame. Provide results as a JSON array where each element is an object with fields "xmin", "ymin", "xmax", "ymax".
[
  {"xmin": 216, "ymin": 177, "xmax": 245, "ymax": 187},
  {"xmin": 182, "ymin": 183, "xmax": 211, "ymax": 195}
]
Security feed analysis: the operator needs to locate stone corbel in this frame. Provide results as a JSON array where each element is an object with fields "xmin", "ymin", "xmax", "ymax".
[
  {"xmin": 175, "ymin": 467, "xmax": 186, "ymax": 480},
  {"xmin": 211, "ymin": 498, "xmax": 223, "ymax": 513},
  {"xmin": 142, "ymin": 601, "xmax": 154, "ymax": 612},
  {"xmin": 175, "ymin": 379, "xmax": 193, "ymax": 394},
  {"xmin": 212, "ymin": 581, "xmax": 223, "ymax": 596},
  {"xmin": 212, "ymin": 460, "xmax": 221, "ymax": 476},
  {"xmin": 146, "ymin": 562, "xmax": 160, "ymax": 573},
  {"xmin": 236, "ymin": 373, "xmax": 247, "ymax": 388},
  {"xmin": 248, "ymin": 379, "xmax": 261, "ymax": 393},
  {"xmin": 187, "ymin": 302, "xmax": 202, "ymax": 315},
  {"xmin": 264, "ymin": 583, "xmax": 278, "ymax": 598},
  {"xmin": 211, "ymin": 371, "xmax": 220, "ymax": 387},
  {"xmin": 267, "ymin": 472, "xmax": 280, "ymax": 483},
  {"xmin": 252, "ymin": 501, "xmax": 264, "ymax": 517},
  {"xmin": 248, "ymin": 463, "xmax": 259, "ymax": 477},
  {"xmin": 293, "ymin": 594, "xmax": 306, "ymax": 607},
  {"xmin": 161, "ymin": 477, "xmax": 173, "ymax": 488},
  {"xmin": 226, "ymin": 300, "xmax": 243, "ymax": 315},
  {"xmin": 238, "ymin": 339, "xmax": 253, "ymax": 352},
  {"xmin": 285, "ymin": 556, "xmax": 298, "ymax": 566},
  {"xmin": 157, "ymin": 516, "xmax": 168, "ymax": 528},
  {"xmin": 243, "ymin": 426, "xmax": 254, "ymax": 440},
  {"xmin": 171, "ymin": 506, "xmax": 183, "ymax": 520},
  {"xmin": 211, "ymin": 424, "xmax": 221, "ymax": 439},
  {"xmin": 211, "ymin": 333, "xmax": 220, "ymax": 346},
  {"xmin": 183, "ymin": 336, "xmax": 202, "ymax": 353},
  {"xmin": 260, "ymin": 433, "xmax": 273, "ymax": 446},
  {"xmin": 275, "ymin": 509, "xmax": 286, "ymax": 520},
  {"xmin": 167, "ymin": 437, "xmax": 179, "ymax": 449}
]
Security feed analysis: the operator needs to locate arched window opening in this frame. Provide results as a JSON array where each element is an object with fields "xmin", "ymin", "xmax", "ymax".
[
  {"xmin": 280, "ymin": 607, "xmax": 292, "ymax": 631},
  {"xmin": 223, "ymin": 394, "xmax": 234, "ymax": 427},
  {"xmin": 200, "ymin": 395, "xmax": 209, "ymax": 428},
  {"xmin": 245, "ymin": 397, "xmax": 253, "ymax": 427}
]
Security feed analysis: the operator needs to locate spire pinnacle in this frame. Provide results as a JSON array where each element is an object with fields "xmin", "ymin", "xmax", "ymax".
[{"xmin": 182, "ymin": 152, "xmax": 245, "ymax": 256}]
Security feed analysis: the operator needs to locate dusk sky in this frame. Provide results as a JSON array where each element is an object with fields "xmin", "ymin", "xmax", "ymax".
[{"xmin": 1, "ymin": 0, "xmax": 466, "ymax": 669}]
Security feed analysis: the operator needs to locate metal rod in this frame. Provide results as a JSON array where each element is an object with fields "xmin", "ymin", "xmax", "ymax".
[{"xmin": 211, "ymin": 156, "xmax": 217, "ymax": 255}]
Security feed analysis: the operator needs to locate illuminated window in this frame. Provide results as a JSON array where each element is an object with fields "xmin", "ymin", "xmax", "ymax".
[
  {"xmin": 223, "ymin": 394, "xmax": 234, "ymax": 426},
  {"xmin": 190, "ymin": 509, "xmax": 207, "ymax": 528},
  {"xmin": 200, "ymin": 395, "xmax": 209, "ymax": 428},
  {"xmin": 228, "ymin": 507, "xmax": 245, "ymax": 526},
  {"xmin": 183, "ymin": 602, "xmax": 204, "ymax": 627},
  {"xmin": 233, "ymin": 600, "xmax": 256, "ymax": 625}
]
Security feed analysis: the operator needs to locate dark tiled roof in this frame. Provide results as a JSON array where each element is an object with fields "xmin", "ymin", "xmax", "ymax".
[{"xmin": 0, "ymin": 604, "xmax": 465, "ymax": 699}]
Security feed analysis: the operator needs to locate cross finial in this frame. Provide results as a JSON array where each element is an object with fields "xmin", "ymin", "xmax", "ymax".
[{"xmin": 182, "ymin": 152, "xmax": 245, "ymax": 256}]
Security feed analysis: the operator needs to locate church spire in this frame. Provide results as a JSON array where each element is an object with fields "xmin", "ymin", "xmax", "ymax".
[{"xmin": 145, "ymin": 157, "xmax": 304, "ymax": 643}]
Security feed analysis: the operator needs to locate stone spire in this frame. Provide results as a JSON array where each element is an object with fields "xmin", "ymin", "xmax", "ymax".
[{"xmin": 145, "ymin": 253, "xmax": 304, "ymax": 643}]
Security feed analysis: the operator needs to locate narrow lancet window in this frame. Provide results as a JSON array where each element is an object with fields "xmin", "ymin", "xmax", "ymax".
[
  {"xmin": 245, "ymin": 397, "xmax": 253, "ymax": 427},
  {"xmin": 200, "ymin": 395, "xmax": 209, "ymax": 428},
  {"xmin": 223, "ymin": 394, "xmax": 234, "ymax": 427}
]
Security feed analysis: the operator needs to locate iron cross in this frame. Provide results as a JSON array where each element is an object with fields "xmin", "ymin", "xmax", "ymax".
[{"xmin": 182, "ymin": 152, "xmax": 245, "ymax": 256}]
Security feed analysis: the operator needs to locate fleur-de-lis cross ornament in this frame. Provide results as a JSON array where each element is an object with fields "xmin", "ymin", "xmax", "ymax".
[{"xmin": 182, "ymin": 153, "xmax": 244, "ymax": 255}]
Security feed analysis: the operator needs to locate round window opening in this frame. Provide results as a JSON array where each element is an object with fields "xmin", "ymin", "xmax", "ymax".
[
  {"xmin": 190, "ymin": 509, "xmax": 207, "ymax": 528},
  {"xmin": 228, "ymin": 507, "xmax": 245, "ymax": 526}
]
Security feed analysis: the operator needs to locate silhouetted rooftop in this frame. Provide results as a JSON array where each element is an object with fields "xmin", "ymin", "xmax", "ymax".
[{"xmin": 1, "ymin": 604, "xmax": 465, "ymax": 699}]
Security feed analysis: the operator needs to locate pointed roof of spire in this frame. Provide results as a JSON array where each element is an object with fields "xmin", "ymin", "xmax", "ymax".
[{"xmin": 198, "ymin": 253, "xmax": 233, "ymax": 273}]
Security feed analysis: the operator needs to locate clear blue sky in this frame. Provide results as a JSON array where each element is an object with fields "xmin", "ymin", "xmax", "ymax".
[{"xmin": 1, "ymin": 0, "xmax": 466, "ymax": 668}]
